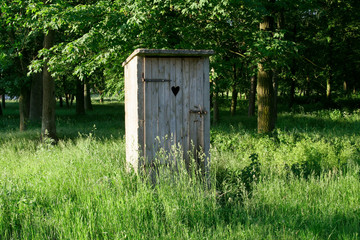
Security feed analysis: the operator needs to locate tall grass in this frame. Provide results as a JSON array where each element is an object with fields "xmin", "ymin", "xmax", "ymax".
[{"xmin": 0, "ymin": 100, "xmax": 360, "ymax": 239}]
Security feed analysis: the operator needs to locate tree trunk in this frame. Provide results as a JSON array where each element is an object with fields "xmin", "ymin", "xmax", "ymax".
[
  {"xmin": 289, "ymin": 62, "xmax": 297, "ymax": 107},
  {"xmin": 29, "ymin": 71, "xmax": 43, "ymax": 121},
  {"xmin": 41, "ymin": 30, "xmax": 57, "ymax": 141},
  {"xmin": 305, "ymin": 76, "xmax": 310, "ymax": 97},
  {"xmin": 248, "ymin": 75, "xmax": 256, "ymax": 117},
  {"xmin": 19, "ymin": 85, "xmax": 30, "ymax": 131},
  {"xmin": 326, "ymin": 27, "xmax": 334, "ymax": 101},
  {"xmin": 257, "ymin": 12, "xmax": 276, "ymax": 134},
  {"xmin": 230, "ymin": 64, "xmax": 238, "ymax": 116},
  {"xmin": 0, "ymin": 102, "xmax": 2, "ymax": 116},
  {"xmin": 84, "ymin": 82, "xmax": 93, "ymax": 111},
  {"xmin": 59, "ymin": 96, "xmax": 63, "ymax": 107},
  {"xmin": 326, "ymin": 77, "xmax": 331, "ymax": 99},
  {"xmin": 230, "ymin": 85, "xmax": 238, "ymax": 116},
  {"xmin": 257, "ymin": 63, "xmax": 275, "ymax": 133},
  {"xmin": 213, "ymin": 91, "xmax": 219, "ymax": 125},
  {"xmin": 289, "ymin": 25, "xmax": 297, "ymax": 108},
  {"xmin": 2, "ymin": 94, "xmax": 5, "ymax": 109},
  {"xmin": 289, "ymin": 78, "xmax": 296, "ymax": 108},
  {"xmin": 76, "ymin": 78, "xmax": 85, "ymax": 115},
  {"xmin": 65, "ymin": 94, "xmax": 70, "ymax": 108},
  {"xmin": 62, "ymin": 77, "xmax": 70, "ymax": 108}
]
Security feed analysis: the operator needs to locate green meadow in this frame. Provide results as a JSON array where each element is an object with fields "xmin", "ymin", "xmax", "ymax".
[{"xmin": 1, "ymin": 99, "xmax": 360, "ymax": 239}]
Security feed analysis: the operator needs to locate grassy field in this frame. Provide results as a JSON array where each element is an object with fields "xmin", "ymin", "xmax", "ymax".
[{"xmin": 1, "ymin": 99, "xmax": 360, "ymax": 239}]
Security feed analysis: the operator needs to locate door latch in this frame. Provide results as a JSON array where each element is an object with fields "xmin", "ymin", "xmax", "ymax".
[{"xmin": 189, "ymin": 105, "xmax": 207, "ymax": 115}]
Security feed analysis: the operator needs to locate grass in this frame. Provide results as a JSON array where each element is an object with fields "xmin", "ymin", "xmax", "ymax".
[{"xmin": 0, "ymin": 99, "xmax": 360, "ymax": 239}]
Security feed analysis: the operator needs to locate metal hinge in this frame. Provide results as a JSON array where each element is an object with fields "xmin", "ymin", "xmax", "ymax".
[
  {"xmin": 142, "ymin": 78, "xmax": 171, "ymax": 82},
  {"xmin": 142, "ymin": 73, "xmax": 171, "ymax": 82}
]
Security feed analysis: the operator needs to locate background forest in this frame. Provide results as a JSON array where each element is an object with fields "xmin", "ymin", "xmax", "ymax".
[
  {"xmin": 1, "ymin": 0, "xmax": 359, "ymax": 136},
  {"xmin": 1, "ymin": 1, "xmax": 360, "ymax": 239}
]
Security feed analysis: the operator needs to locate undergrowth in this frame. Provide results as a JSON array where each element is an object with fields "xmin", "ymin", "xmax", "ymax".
[{"xmin": 0, "ymin": 101, "xmax": 359, "ymax": 239}]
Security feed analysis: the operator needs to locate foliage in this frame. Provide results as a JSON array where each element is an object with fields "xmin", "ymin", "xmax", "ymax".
[{"xmin": 1, "ymin": 0, "xmax": 359, "ymax": 111}]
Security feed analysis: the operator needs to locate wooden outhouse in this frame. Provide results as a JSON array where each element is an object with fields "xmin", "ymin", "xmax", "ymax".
[{"xmin": 123, "ymin": 49, "xmax": 214, "ymax": 174}]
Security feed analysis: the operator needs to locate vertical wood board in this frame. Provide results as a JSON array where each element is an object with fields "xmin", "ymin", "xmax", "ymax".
[
  {"xmin": 182, "ymin": 58, "xmax": 190, "ymax": 165},
  {"xmin": 203, "ymin": 57, "xmax": 211, "ymax": 172},
  {"xmin": 125, "ymin": 56, "xmax": 139, "ymax": 171},
  {"xmin": 144, "ymin": 57, "xmax": 152, "ymax": 165}
]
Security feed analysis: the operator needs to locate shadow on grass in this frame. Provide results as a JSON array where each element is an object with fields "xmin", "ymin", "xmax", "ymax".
[
  {"xmin": 234, "ymin": 200, "xmax": 360, "ymax": 239},
  {"xmin": 212, "ymin": 108, "xmax": 360, "ymax": 138},
  {"xmin": 0, "ymin": 102, "xmax": 125, "ymax": 141},
  {"xmin": 2, "ymin": 99, "xmax": 360, "ymax": 142},
  {"xmin": 56, "ymin": 103, "xmax": 125, "ymax": 139}
]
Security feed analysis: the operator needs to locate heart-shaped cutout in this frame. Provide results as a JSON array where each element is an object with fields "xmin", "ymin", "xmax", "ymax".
[{"xmin": 171, "ymin": 86, "xmax": 180, "ymax": 96}]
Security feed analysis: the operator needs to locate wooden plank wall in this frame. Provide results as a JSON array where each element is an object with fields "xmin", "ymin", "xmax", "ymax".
[
  {"xmin": 144, "ymin": 57, "xmax": 152, "ymax": 166},
  {"xmin": 127, "ymin": 55, "xmax": 210, "ymax": 174}
]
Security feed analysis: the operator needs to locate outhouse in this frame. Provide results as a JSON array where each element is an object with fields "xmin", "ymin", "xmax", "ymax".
[{"xmin": 123, "ymin": 49, "xmax": 214, "ymax": 175}]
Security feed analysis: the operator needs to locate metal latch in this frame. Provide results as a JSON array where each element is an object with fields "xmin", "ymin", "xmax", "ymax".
[{"xmin": 189, "ymin": 105, "xmax": 207, "ymax": 115}]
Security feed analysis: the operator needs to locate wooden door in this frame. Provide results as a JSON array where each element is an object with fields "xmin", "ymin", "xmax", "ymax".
[
  {"xmin": 184, "ymin": 57, "xmax": 209, "ymax": 171},
  {"xmin": 143, "ymin": 57, "xmax": 209, "ymax": 169}
]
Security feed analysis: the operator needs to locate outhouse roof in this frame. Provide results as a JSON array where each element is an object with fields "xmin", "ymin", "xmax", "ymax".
[{"xmin": 122, "ymin": 48, "xmax": 214, "ymax": 67}]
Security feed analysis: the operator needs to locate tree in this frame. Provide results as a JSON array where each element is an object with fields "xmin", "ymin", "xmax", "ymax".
[
  {"xmin": 0, "ymin": 1, "xmax": 31, "ymax": 130},
  {"xmin": 1, "ymin": 0, "xmax": 358, "ymax": 136},
  {"xmin": 41, "ymin": 30, "xmax": 57, "ymax": 141},
  {"xmin": 76, "ymin": 78, "xmax": 85, "ymax": 115},
  {"xmin": 257, "ymin": 1, "xmax": 276, "ymax": 133},
  {"xmin": 0, "ymin": 0, "xmax": 45, "ymax": 129},
  {"xmin": 84, "ymin": 78, "xmax": 93, "ymax": 111},
  {"xmin": 1, "ymin": 95, "xmax": 4, "ymax": 109}
]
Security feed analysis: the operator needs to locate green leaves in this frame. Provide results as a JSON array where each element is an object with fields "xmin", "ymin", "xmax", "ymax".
[{"xmin": 1, "ymin": 0, "xmax": 359, "ymax": 100}]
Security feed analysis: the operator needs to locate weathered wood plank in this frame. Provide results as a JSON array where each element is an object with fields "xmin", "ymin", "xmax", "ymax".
[
  {"xmin": 125, "ymin": 56, "xmax": 139, "ymax": 171},
  {"xmin": 157, "ymin": 57, "xmax": 169, "ymax": 164},
  {"xmin": 182, "ymin": 58, "xmax": 190, "ymax": 166},
  {"xmin": 196, "ymin": 58, "xmax": 204, "ymax": 159},
  {"xmin": 202, "ymin": 57, "xmax": 211, "ymax": 172},
  {"xmin": 144, "ymin": 57, "xmax": 153, "ymax": 166},
  {"xmin": 175, "ymin": 58, "xmax": 182, "ymax": 148},
  {"xmin": 151, "ymin": 58, "xmax": 160, "ymax": 162},
  {"xmin": 137, "ymin": 56, "xmax": 145, "ymax": 170},
  {"xmin": 163, "ymin": 58, "xmax": 171, "ymax": 153},
  {"xmin": 189, "ymin": 58, "xmax": 198, "ymax": 163},
  {"xmin": 169, "ymin": 58, "xmax": 176, "ymax": 150},
  {"xmin": 195, "ymin": 58, "xmax": 207, "ymax": 174}
]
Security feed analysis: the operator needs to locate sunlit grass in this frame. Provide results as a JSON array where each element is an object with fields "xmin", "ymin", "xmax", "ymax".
[{"xmin": 0, "ymin": 99, "xmax": 359, "ymax": 239}]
